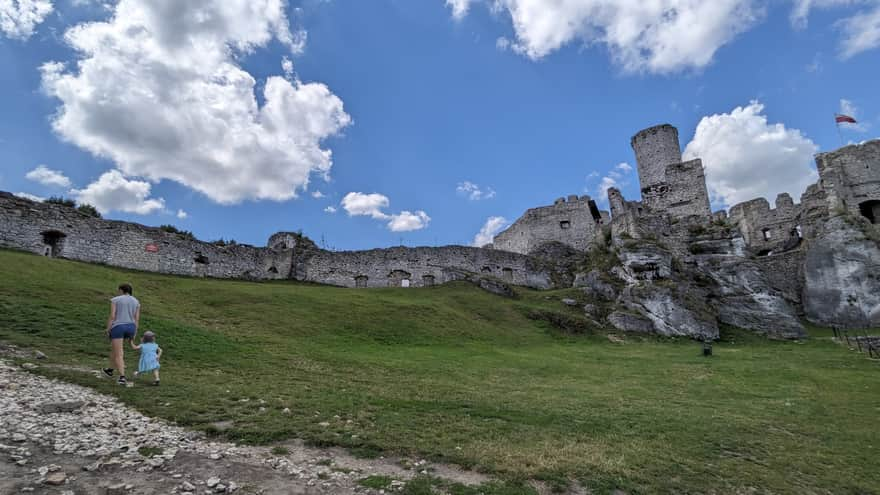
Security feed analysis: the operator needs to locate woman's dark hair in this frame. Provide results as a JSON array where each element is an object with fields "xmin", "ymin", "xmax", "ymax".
[{"xmin": 118, "ymin": 283, "xmax": 133, "ymax": 295}]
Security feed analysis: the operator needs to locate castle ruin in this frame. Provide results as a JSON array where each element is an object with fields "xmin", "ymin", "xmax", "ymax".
[{"xmin": 2, "ymin": 123, "xmax": 878, "ymax": 338}]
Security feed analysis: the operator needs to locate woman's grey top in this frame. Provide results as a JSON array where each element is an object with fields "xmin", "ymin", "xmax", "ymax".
[{"xmin": 110, "ymin": 294, "xmax": 140, "ymax": 328}]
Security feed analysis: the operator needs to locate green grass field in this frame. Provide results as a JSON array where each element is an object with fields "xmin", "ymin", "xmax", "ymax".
[{"xmin": 1, "ymin": 249, "xmax": 878, "ymax": 494}]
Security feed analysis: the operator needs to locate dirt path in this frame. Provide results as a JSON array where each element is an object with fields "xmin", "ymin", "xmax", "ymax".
[{"xmin": 0, "ymin": 348, "xmax": 492, "ymax": 495}]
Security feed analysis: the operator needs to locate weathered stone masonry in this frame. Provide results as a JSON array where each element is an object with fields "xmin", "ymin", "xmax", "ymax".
[
  {"xmin": 0, "ymin": 193, "xmax": 293, "ymax": 280},
  {"xmin": 492, "ymin": 195, "xmax": 606, "ymax": 255},
  {"xmin": 0, "ymin": 192, "xmax": 553, "ymax": 290}
]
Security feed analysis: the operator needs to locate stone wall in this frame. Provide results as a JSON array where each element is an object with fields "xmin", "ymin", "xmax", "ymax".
[
  {"xmin": 728, "ymin": 193, "xmax": 803, "ymax": 254},
  {"xmin": 630, "ymin": 125, "xmax": 711, "ymax": 219},
  {"xmin": 661, "ymin": 159, "xmax": 712, "ymax": 219},
  {"xmin": 752, "ymin": 248, "xmax": 806, "ymax": 310},
  {"xmin": 0, "ymin": 192, "xmax": 292, "ymax": 280},
  {"xmin": 302, "ymin": 246, "xmax": 552, "ymax": 289},
  {"xmin": 0, "ymin": 192, "xmax": 555, "ymax": 290},
  {"xmin": 815, "ymin": 139, "xmax": 880, "ymax": 223},
  {"xmin": 492, "ymin": 195, "xmax": 604, "ymax": 254},
  {"xmin": 631, "ymin": 124, "xmax": 681, "ymax": 191}
]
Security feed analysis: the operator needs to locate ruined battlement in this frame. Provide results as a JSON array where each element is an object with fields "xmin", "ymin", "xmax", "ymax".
[
  {"xmin": 815, "ymin": 139, "xmax": 880, "ymax": 222},
  {"xmin": 492, "ymin": 194, "xmax": 605, "ymax": 255}
]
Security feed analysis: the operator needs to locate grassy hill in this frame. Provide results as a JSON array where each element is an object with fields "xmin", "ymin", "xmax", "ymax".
[{"xmin": 0, "ymin": 249, "xmax": 878, "ymax": 494}]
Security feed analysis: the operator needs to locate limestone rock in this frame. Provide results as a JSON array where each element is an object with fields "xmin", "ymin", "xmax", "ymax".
[
  {"xmin": 615, "ymin": 245, "xmax": 672, "ymax": 282},
  {"xmin": 618, "ymin": 285, "xmax": 719, "ymax": 340},
  {"xmin": 607, "ymin": 311, "xmax": 654, "ymax": 333},
  {"xmin": 804, "ymin": 217, "xmax": 880, "ymax": 328},
  {"xmin": 696, "ymin": 256, "xmax": 805, "ymax": 339},
  {"xmin": 576, "ymin": 270, "xmax": 618, "ymax": 301}
]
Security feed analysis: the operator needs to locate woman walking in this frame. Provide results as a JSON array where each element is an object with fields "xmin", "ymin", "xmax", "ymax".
[{"xmin": 103, "ymin": 283, "xmax": 140, "ymax": 385}]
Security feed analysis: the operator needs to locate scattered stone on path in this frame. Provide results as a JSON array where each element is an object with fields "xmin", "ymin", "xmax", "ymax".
[
  {"xmin": 106, "ymin": 483, "xmax": 127, "ymax": 495},
  {"xmin": 206, "ymin": 477, "xmax": 221, "ymax": 488},
  {"xmin": 561, "ymin": 298, "xmax": 577, "ymax": 306},
  {"xmin": 21, "ymin": 362, "xmax": 38, "ymax": 370},
  {"xmin": 39, "ymin": 401, "xmax": 85, "ymax": 414},
  {"xmin": 34, "ymin": 350, "xmax": 47, "ymax": 360},
  {"xmin": 44, "ymin": 471, "xmax": 67, "ymax": 485}
]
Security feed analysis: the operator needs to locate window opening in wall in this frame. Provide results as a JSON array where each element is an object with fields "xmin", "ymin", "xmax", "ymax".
[
  {"xmin": 423, "ymin": 274, "xmax": 435, "ymax": 287},
  {"xmin": 501, "ymin": 268, "xmax": 513, "ymax": 281},
  {"xmin": 761, "ymin": 228, "xmax": 771, "ymax": 241},
  {"xmin": 795, "ymin": 225, "xmax": 803, "ymax": 239},
  {"xmin": 481, "ymin": 266, "xmax": 492, "ymax": 273},
  {"xmin": 355, "ymin": 275, "xmax": 368, "ymax": 288},
  {"xmin": 41, "ymin": 230, "xmax": 66, "ymax": 258},
  {"xmin": 858, "ymin": 200, "xmax": 880, "ymax": 224},
  {"xmin": 559, "ymin": 220, "xmax": 571, "ymax": 229},
  {"xmin": 587, "ymin": 200, "xmax": 602, "ymax": 223},
  {"xmin": 268, "ymin": 266, "xmax": 279, "ymax": 274},
  {"xmin": 194, "ymin": 254, "xmax": 209, "ymax": 264}
]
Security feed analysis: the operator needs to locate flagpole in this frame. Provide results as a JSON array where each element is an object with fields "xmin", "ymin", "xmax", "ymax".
[{"xmin": 835, "ymin": 115, "xmax": 844, "ymax": 147}]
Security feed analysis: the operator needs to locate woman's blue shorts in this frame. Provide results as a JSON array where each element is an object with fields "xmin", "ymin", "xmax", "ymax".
[{"xmin": 109, "ymin": 323, "xmax": 136, "ymax": 340}]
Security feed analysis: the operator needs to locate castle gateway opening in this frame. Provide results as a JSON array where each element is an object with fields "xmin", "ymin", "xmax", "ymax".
[
  {"xmin": 41, "ymin": 230, "xmax": 66, "ymax": 258},
  {"xmin": 858, "ymin": 200, "xmax": 880, "ymax": 224}
]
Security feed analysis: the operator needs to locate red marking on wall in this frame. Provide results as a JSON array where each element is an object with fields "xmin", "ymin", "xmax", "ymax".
[{"xmin": 145, "ymin": 244, "xmax": 159, "ymax": 253}]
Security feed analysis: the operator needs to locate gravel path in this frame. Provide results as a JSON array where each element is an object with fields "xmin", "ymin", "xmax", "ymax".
[{"xmin": 0, "ymin": 355, "xmax": 489, "ymax": 495}]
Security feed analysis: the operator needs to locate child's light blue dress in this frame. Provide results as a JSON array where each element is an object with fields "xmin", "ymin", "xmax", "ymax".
[{"xmin": 138, "ymin": 343, "xmax": 160, "ymax": 373}]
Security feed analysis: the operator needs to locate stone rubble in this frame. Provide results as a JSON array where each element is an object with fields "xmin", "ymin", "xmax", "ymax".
[{"xmin": 0, "ymin": 359, "xmax": 489, "ymax": 494}]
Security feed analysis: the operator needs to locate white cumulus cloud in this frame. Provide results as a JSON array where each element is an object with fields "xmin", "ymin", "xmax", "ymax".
[
  {"xmin": 448, "ymin": 0, "xmax": 762, "ymax": 73},
  {"xmin": 311, "ymin": 190, "xmax": 325, "ymax": 199},
  {"xmin": 456, "ymin": 181, "xmax": 496, "ymax": 200},
  {"xmin": 387, "ymin": 210, "xmax": 431, "ymax": 232},
  {"xmin": 13, "ymin": 191, "xmax": 45, "ymax": 202},
  {"xmin": 446, "ymin": 0, "xmax": 473, "ymax": 19},
  {"xmin": 40, "ymin": 0, "xmax": 350, "ymax": 205},
  {"xmin": 341, "ymin": 192, "xmax": 391, "ymax": 219},
  {"xmin": 683, "ymin": 101, "xmax": 819, "ymax": 208},
  {"xmin": 0, "ymin": 0, "xmax": 53, "ymax": 39},
  {"xmin": 25, "ymin": 165, "xmax": 72, "ymax": 188},
  {"xmin": 324, "ymin": 205, "xmax": 337, "ymax": 213},
  {"xmin": 72, "ymin": 170, "xmax": 166, "ymax": 215},
  {"xmin": 472, "ymin": 216, "xmax": 508, "ymax": 247},
  {"xmin": 176, "ymin": 209, "xmax": 188, "ymax": 219},
  {"xmin": 341, "ymin": 192, "xmax": 431, "ymax": 232}
]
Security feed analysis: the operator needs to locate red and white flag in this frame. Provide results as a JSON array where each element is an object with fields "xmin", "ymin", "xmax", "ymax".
[{"xmin": 835, "ymin": 114, "xmax": 857, "ymax": 124}]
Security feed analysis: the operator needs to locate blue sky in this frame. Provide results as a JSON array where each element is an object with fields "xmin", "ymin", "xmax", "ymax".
[{"xmin": 1, "ymin": 0, "xmax": 877, "ymax": 250}]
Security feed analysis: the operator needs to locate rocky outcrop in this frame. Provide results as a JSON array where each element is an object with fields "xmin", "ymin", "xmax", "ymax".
[
  {"xmin": 616, "ymin": 283, "xmax": 719, "ymax": 340},
  {"xmin": 607, "ymin": 311, "xmax": 654, "ymax": 333},
  {"xmin": 694, "ymin": 255, "xmax": 805, "ymax": 339},
  {"xmin": 597, "ymin": 245, "xmax": 719, "ymax": 340},
  {"xmin": 804, "ymin": 217, "xmax": 880, "ymax": 329}
]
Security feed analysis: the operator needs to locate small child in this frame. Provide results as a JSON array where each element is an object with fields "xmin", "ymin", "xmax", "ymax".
[{"xmin": 131, "ymin": 331, "xmax": 162, "ymax": 386}]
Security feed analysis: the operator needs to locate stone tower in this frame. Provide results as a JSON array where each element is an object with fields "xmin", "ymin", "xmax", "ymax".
[
  {"xmin": 628, "ymin": 124, "xmax": 711, "ymax": 219},
  {"xmin": 631, "ymin": 124, "xmax": 682, "ymax": 192}
]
